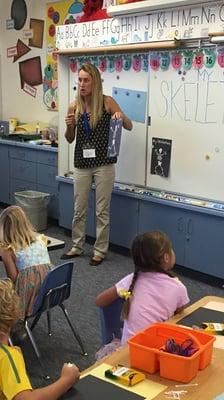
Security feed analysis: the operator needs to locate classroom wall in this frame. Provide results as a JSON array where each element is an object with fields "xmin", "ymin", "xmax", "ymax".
[{"xmin": 0, "ymin": 0, "xmax": 58, "ymax": 125}]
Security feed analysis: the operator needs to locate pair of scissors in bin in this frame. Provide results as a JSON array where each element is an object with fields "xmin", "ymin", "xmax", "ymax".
[{"xmin": 165, "ymin": 338, "xmax": 197, "ymax": 356}]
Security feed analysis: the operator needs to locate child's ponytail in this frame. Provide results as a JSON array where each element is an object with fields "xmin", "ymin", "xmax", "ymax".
[{"xmin": 120, "ymin": 270, "xmax": 138, "ymax": 320}]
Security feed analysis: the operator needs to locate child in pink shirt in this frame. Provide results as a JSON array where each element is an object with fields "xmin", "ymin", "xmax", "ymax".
[{"xmin": 96, "ymin": 231, "xmax": 189, "ymax": 348}]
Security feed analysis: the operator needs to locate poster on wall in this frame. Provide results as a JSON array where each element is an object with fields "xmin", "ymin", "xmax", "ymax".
[
  {"xmin": 29, "ymin": 18, "xmax": 44, "ymax": 48},
  {"xmin": 45, "ymin": 0, "xmax": 84, "ymax": 110},
  {"xmin": 150, "ymin": 138, "xmax": 172, "ymax": 178}
]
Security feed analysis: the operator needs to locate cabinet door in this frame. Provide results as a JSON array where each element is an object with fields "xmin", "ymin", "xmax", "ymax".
[
  {"xmin": 110, "ymin": 194, "xmax": 138, "ymax": 248},
  {"xmin": 0, "ymin": 144, "xmax": 10, "ymax": 203},
  {"xmin": 184, "ymin": 211, "xmax": 224, "ymax": 278},
  {"xmin": 138, "ymin": 201, "xmax": 185, "ymax": 266},
  {"xmin": 10, "ymin": 159, "xmax": 36, "ymax": 183},
  {"xmin": 37, "ymin": 164, "xmax": 57, "ymax": 188},
  {"xmin": 37, "ymin": 151, "xmax": 57, "ymax": 167},
  {"xmin": 9, "ymin": 147, "xmax": 37, "ymax": 162},
  {"xmin": 58, "ymin": 181, "xmax": 74, "ymax": 229}
]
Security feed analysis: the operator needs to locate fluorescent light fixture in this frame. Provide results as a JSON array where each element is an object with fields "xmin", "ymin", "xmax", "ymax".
[{"xmin": 107, "ymin": 0, "xmax": 202, "ymax": 17}]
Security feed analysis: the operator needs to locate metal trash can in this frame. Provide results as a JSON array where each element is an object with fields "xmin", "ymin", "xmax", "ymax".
[{"xmin": 14, "ymin": 190, "xmax": 50, "ymax": 231}]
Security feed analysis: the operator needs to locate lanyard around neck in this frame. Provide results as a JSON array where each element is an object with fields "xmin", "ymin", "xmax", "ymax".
[{"xmin": 83, "ymin": 111, "xmax": 92, "ymax": 139}]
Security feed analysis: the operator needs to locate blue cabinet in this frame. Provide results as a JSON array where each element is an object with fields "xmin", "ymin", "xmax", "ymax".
[
  {"xmin": 110, "ymin": 192, "xmax": 138, "ymax": 248},
  {"xmin": 138, "ymin": 199, "xmax": 224, "ymax": 279},
  {"xmin": 0, "ymin": 144, "xmax": 10, "ymax": 203},
  {"xmin": 0, "ymin": 141, "xmax": 58, "ymax": 219},
  {"xmin": 57, "ymin": 177, "xmax": 224, "ymax": 278},
  {"xmin": 184, "ymin": 211, "xmax": 224, "ymax": 279},
  {"xmin": 138, "ymin": 200, "xmax": 185, "ymax": 266}
]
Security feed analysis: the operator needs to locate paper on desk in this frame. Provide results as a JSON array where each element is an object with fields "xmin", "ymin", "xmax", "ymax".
[
  {"xmin": 203, "ymin": 301, "xmax": 224, "ymax": 349},
  {"xmin": 203, "ymin": 301, "xmax": 224, "ymax": 312},
  {"xmin": 82, "ymin": 363, "xmax": 166, "ymax": 400}
]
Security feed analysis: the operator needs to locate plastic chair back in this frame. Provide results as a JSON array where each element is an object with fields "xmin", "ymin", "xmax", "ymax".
[
  {"xmin": 99, "ymin": 297, "xmax": 124, "ymax": 345},
  {"xmin": 32, "ymin": 262, "xmax": 73, "ymax": 315}
]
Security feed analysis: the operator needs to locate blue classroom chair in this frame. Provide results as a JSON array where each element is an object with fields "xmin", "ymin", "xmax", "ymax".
[
  {"xmin": 23, "ymin": 262, "xmax": 87, "ymax": 378},
  {"xmin": 99, "ymin": 297, "xmax": 124, "ymax": 345}
]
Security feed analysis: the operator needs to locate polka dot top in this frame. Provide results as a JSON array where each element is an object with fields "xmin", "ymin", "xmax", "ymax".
[{"xmin": 74, "ymin": 107, "xmax": 117, "ymax": 169}]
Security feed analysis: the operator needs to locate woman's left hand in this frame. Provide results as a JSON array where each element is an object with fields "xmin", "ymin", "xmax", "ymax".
[{"xmin": 111, "ymin": 111, "xmax": 123, "ymax": 120}]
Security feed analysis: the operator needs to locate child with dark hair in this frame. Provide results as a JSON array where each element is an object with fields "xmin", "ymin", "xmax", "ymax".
[
  {"xmin": 0, "ymin": 279, "xmax": 80, "ymax": 400},
  {"xmin": 96, "ymin": 231, "xmax": 189, "ymax": 347}
]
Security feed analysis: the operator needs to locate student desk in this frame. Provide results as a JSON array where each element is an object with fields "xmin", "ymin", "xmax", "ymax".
[{"xmin": 83, "ymin": 296, "xmax": 224, "ymax": 400}]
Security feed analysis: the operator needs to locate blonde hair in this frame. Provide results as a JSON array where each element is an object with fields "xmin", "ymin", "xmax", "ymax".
[
  {"xmin": 0, "ymin": 206, "xmax": 36, "ymax": 252},
  {"xmin": 0, "ymin": 279, "xmax": 20, "ymax": 334},
  {"xmin": 75, "ymin": 63, "xmax": 104, "ymax": 129}
]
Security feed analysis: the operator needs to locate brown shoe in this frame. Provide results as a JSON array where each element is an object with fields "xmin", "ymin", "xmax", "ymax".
[
  {"xmin": 60, "ymin": 251, "xmax": 81, "ymax": 260},
  {"xmin": 89, "ymin": 256, "xmax": 104, "ymax": 266}
]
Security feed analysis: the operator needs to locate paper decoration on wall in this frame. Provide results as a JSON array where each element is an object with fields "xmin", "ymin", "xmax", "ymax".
[
  {"xmin": 66, "ymin": 1, "xmax": 84, "ymax": 23},
  {"xmin": 45, "ymin": 0, "xmax": 84, "ymax": 110},
  {"xmin": 70, "ymin": 58, "xmax": 78, "ymax": 72},
  {"xmin": 11, "ymin": 0, "xmax": 27, "ymax": 30},
  {"xmin": 151, "ymin": 138, "xmax": 172, "ymax": 178},
  {"xmin": 7, "ymin": 46, "xmax": 17, "ymax": 58},
  {"xmin": 204, "ymin": 49, "xmax": 216, "ymax": 68},
  {"xmin": 171, "ymin": 52, "xmax": 182, "ymax": 69},
  {"xmin": 19, "ymin": 56, "xmax": 42, "ymax": 89},
  {"xmin": 23, "ymin": 82, "xmax": 37, "ymax": 98},
  {"xmin": 192, "ymin": 51, "xmax": 204, "ymax": 69},
  {"xmin": 107, "ymin": 119, "xmax": 122, "ymax": 157},
  {"xmin": 13, "ymin": 39, "xmax": 31, "ymax": 62},
  {"xmin": 112, "ymin": 87, "xmax": 147, "ymax": 124},
  {"xmin": 150, "ymin": 54, "xmax": 160, "ymax": 71},
  {"xmin": 183, "ymin": 50, "xmax": 193, "ymax": 70},
  {"xmin": 160, "ymin": 53, "xmax": 170, "ymax": 71},
  {"xmin": 29, "ymin": 19, "xmax": 44, "ymax": 48}
]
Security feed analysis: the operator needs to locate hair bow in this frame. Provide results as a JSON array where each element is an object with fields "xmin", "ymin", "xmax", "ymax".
[{"xmin": 119, "ymin": 289, "xmax": 132, "ymax": 300}]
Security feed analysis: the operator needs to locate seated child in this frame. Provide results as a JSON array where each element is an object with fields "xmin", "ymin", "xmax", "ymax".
[
  {"xmin": 95, "ymin": 231, "xmax": 189, "ymax": 358},
  {"xmin": 0, "ymin": 279, "xmax": 80, "ymax": 400},
  {"xmin": 0, "ymin": 206, "xmax": 53, "ymax": 319}
]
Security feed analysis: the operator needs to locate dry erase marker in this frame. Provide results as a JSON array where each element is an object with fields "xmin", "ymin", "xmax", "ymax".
[{"xmin": 105, "ymin": 365, "xmax": 145, "ymax": 386}]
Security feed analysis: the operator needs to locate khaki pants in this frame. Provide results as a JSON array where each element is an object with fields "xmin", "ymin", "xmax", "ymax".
[{"xmin": 71, "ymin": 164, "xmax": 115, "ymax": 258}]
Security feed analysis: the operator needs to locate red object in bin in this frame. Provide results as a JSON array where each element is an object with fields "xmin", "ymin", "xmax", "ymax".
[{"xmin": 128, "ymin": 323, "xmax": 215, "ymax": 383}]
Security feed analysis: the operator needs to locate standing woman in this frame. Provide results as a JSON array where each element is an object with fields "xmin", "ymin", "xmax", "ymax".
[{"xmin": 61, "ymin": 63, "xmax": 132, "ymax": 265}]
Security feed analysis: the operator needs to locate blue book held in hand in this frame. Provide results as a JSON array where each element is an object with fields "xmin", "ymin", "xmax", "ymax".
[{"xmin": 107, "ymin": 118, "xmax": 123, "ymax": 158}]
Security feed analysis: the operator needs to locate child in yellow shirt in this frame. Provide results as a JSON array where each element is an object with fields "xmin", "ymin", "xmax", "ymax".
[{"xmin": 0, "ymin": 279, "xmax": 80, "ymax": 400}]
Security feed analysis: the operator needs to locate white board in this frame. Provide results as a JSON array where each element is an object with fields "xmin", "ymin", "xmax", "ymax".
[
  {"xmin": 147, "ymin": 50, "xmax": 224, "ymax": 202},
  {"xmin": 68, "ymin": 55, "xmax": 149, "ymax": 186}
]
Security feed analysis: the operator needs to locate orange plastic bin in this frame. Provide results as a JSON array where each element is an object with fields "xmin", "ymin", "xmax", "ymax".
[{"xmin": 128, "ymin": 323, "xmax": 215, "ymax": 383}]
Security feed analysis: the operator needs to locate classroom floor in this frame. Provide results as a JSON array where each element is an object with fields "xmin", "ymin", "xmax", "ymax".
[{"xmin": 0, "ymin": 217, "xmax": 223, "ymax": 390}]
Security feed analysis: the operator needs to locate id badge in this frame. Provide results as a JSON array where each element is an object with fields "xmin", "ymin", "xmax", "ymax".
[{"xmin": 83, "ymin": 147, "xmax": 96, "ymax": 158}]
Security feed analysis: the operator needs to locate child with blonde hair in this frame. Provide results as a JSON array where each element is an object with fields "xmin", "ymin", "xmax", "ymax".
[
  {"xmin": 96, "ymin": 231, "xmax": 189, "ymax": 347},
  {"xmin": 0, "ymin": 206, "xmax": 52, "ymax": 318},
  {"xmin": 0, "ymin": 279, "xmax": 80, "ymax": 400}
]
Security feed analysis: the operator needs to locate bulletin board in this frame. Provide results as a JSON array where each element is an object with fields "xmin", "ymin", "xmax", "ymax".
[
  {"xmin": 147, "ymin": 47, "xmax": 224, "ymax": 202},
  {"xmin": 45, "ymin": 0, "xmax": 84, "ymax": 110},
  {"xmin": 68, "ymin": 54, "xmax": 149, "ymax": 186}
]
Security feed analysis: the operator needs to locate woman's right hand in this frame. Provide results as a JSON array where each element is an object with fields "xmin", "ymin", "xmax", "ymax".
[
  {"xmin": 61, "ymin": 362, "xmax": 80, "ymax": 386},
  {"xmin": 65, "ymin": 113, "xmax": 75, "ymax": 127}
]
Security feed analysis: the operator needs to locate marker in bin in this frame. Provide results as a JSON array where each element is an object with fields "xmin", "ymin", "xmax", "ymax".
[{"xmin": 105, "ymin": 365, "xmax": 145, "ymax": 386}]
